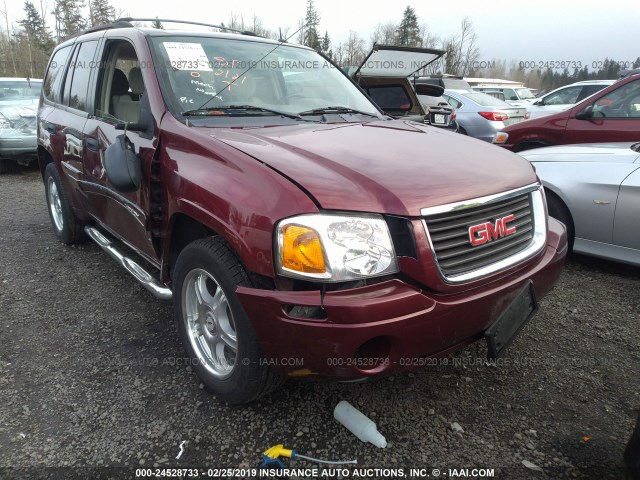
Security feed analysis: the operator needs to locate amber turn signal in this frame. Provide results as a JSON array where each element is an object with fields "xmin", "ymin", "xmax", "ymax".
[{"xmin": 281, "ymin": 225, "xmax": 326, "ymax": 274}]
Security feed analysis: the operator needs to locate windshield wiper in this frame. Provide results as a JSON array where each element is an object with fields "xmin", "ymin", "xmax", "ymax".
[
  {"xmin": 299, "ymin": 106, "xmax": 379, "ymax": 117},
  {"xmin": 182, "ymin": 105, "xmax": 305, "ymax": 120}
]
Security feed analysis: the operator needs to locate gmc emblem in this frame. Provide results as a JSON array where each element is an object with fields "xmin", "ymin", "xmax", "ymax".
[{"xmin": 468, "ymin": 214, "xmax": 517, "ymax": 246}]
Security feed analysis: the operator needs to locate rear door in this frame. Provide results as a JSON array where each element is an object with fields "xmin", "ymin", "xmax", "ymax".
[
  {"xmin": 564, "ymin": 77, "xmax": 640, "ymax": 144},
  {"xmin": 39, "ymin": 40, "xmax": 99, "ymax": 209}
]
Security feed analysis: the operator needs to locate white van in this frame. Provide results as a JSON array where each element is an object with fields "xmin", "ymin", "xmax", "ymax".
[{"xmin": 473, "ymin": 86, "xmax": 536, "ymax": 107}]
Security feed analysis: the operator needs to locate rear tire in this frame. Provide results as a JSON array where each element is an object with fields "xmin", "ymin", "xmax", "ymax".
[
  {"xmin": 173, "ymin": 237, "xmax": 281, "ymax": 404},
  {"xmin": 44, "ymin": 163, "xmax": 85, "ymax": 244},
  {"xmin": 546, "ymin": 190, "xmax": 574, "ymax": 250}
]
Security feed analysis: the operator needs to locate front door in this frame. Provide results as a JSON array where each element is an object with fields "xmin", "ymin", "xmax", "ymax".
[
  {"xmin": 564, "ymin": 78, "xmax": 640, "ymax": 144},
  {"xmin": 81, "ymin": 40, "xmax": 159, "ymax": 263}
]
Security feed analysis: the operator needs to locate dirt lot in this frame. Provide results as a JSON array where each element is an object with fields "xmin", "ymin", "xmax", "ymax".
[{"xmin": 0, "ymin": 168, "xmax": 639, "ymax": 480}]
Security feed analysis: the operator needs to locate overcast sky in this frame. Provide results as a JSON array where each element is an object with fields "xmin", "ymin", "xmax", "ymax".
[{"xmin": 4, "ymin": 0, "xmax": 640, "ymax": 68}]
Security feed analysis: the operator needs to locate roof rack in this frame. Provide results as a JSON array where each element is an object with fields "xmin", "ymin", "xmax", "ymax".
[
  {"xmin": 65, "ymin": 20, "xmax": 134, "ymax": 39},
  {"xmin": 116, "ymin": 18, "xmax": 258, "ymax": 36},
  {"xmin": 65, "ymin": 18, "xmax": 259, "ymax": 41}
]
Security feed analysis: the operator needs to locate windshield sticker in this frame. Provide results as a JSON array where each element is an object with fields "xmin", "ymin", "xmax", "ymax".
[{"xmin": 163, "ymin": 42, "xmax": 212, "ymax": 71}]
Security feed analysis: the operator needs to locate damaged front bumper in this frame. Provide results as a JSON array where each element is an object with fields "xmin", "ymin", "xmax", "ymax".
[{"xmin": 236, "ymin": 218, "xmax": 567, "ymax": 379}]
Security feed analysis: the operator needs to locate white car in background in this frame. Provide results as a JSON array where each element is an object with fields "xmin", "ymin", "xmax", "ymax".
[
  {"xmin": 473, "ymin": 86, "xmax": 537, "ymax": 107},
  {"xmin": 526, "ymin": 80, "xmax": 615, "ymax": 119}
]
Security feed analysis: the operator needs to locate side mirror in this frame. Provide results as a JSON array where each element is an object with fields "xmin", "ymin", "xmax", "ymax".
[
  {"xmin": 104, "ymin": 134, "xmax": 142, "ymax": 192},
  {"xmin": 533, "ymin": 99, "xmax": 543, "ymax": 106},
  {"xmin": 575, "ymin": 105, "xmax": 594, "ymax": 120},
  {"xmin": 415, "ymin": 83, "xmax": 445, "ymax": 97},
  {"xmin": 510, "ymin": 96, "xmax": 518, "ymax": 101}
]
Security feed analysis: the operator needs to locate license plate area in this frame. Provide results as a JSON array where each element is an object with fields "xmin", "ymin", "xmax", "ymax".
[
  {"xmin": 485, "ymin": 281, "xmax": 538, "ymax": 358},
  {"xmin": 434, "ymin": 114, "xmax": 445, "ymax": 124}
]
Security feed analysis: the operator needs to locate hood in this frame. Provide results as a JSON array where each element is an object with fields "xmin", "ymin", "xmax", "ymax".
[
  {"xmin": 0, "ymin": 104, "xmax": 37, "ymax": 134},
  {"xmin": 521, "ymin": 142, "xmax": 640, "ymax": 163},
  {"xmin": 0, "ymin": 104, "xmax": 37, "ymax": 118},
  {"xmin": 209, "ymin": 121, "xmax": 538, "ymax": 216}
]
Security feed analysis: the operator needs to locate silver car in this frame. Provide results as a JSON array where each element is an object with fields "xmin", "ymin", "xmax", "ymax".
[
  {"xmin": 443, "ymin": 89, "xmax": 529, "ymax": 142},
  {"xmin": 520, "ymin": 143, "xmax": 640, "ymax": 266},
  {"xmin": 0, "ymin": 77, "xmax": 42, "ymax": 173},
  {"xmin": 526, "ymin": 80, "xmax": 615, "ymax": 119}
]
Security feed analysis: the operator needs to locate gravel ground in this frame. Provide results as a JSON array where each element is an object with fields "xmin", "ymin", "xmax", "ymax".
[{"xmin": 1, "ymin": 168, "xmax": 639, "ymax": 480}]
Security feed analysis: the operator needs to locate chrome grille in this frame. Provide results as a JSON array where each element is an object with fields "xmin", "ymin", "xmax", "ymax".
[{"xmin": 421, "ymin": 185, "xmax": 546, "ymax": 282}]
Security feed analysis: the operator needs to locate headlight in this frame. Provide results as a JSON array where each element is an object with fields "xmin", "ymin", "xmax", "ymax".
[{"xmin": 276, "ymin": 213, "xmax": 399, "ymax": 282}]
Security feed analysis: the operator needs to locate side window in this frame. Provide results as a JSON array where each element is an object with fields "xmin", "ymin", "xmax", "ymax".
[
  {"xmin": 67, "ymin": 40, "xmax": 98, "ymax": 112},
  {"xmin": 95, "ymin": 41, "xmax": 146, "ymax": 124},
  {"xmin": 43, "ymin": 46, "xmax": 72, "ymax": 103},
  {"xmin": 593, "ymin": 79, "xmax": 640, "ymax": 118},
  {"xmin": 444, "ymin": 95, "xmax": 462, "ymax": 109},
  {"xmin": 545, "ymin": 86, "xmax": 581, "ymax": 105},
  {"xmin": 504, "ymin": 89, "xmax": 517, "ymax": 101},
  {"xmin": 576, "ymin": 84, "xmax": 606, "ymax": 102}
]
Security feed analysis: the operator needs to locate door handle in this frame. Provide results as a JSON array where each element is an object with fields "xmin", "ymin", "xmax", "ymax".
[{"xmin": 86, "ymin": 137, "xmax": 100, "ymax": 152}]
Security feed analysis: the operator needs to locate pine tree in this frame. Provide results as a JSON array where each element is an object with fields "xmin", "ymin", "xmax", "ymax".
[
  {"xmin": 52, "ymin": 0, "xmax": 87, "ymax": 39},
  {"xmin": 20, "ymin": 2, "xmax": 51, "ymax": 46},
  {"xmin": 397, "ymin": 6, "xmax": 420, "ymax": 47},
  {"xmin": 89, "ymin": 0, "xmax": 115, "ymax": 27},
  {"xmin": 320, "ymin": 31, "xmax": 331, "ymax": 59},
  {"xmin": 19, "ymin": 1, "xmax": 54, "ymax": 55},
  {"xmin": 152, "ymin": 17, "xmax": 163, "ymax": 29},
  {"xmin": 302, "ymin": 0, "xmax": 321, "ymax": 50}
]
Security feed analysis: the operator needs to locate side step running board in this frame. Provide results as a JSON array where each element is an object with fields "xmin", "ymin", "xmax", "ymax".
[{"xmin": 84, "ymin": 226, "xmax": 172, "ymax": 300}]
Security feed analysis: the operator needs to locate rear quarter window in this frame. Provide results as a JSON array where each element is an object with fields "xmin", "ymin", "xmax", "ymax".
[
  {"xmin": 67, "ymin": 40, "xmax": 99, "ymax": 112},
  {"xmin": 43, "ymin": 46, "xmax": 72, "ymax": 103}
]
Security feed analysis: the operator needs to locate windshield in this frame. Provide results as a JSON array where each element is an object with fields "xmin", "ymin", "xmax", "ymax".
[
  {"xmin": 515, "ymin": 88, "xmax": 535, "ymax": 100},
  {"xmin": 149, "ymin": 36, "xmax": 381, "ymax": 122},
  {"xmin": 0, "ymin": 80, "xmax": 42, "ymax": 100}
]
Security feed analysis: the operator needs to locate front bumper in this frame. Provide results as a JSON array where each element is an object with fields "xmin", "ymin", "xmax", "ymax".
[{"xmin": 236, "ymin": 218, "xmax": 567, "ymax": 379}]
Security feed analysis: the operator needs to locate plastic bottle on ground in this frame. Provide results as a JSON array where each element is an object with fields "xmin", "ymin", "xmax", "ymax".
[{"xmin": 333, "ymin": 400, "xmax": 387, "ymax": 448}]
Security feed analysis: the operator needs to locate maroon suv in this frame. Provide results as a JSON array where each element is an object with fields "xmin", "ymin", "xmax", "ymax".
[
  {"xmin": 38, "ymin": 20, "xmax": 567, "ymax": 403},
  {"xmin": 494, "ymin": 74, "xmax": 640, "ymax": 151}
]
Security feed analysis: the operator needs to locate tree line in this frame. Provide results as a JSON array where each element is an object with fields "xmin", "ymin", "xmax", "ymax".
[{"xmin": 0, "ymin": 0, "xmax": 635, "ymax": 93}]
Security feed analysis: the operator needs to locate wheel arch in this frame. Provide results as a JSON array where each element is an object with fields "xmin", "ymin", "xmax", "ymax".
[
  {"xmin": 37, "ymin": 146, "xmax": 54, "ymax": 179},
  {"xmin": 164, "ymin": 209, "xmax": 265, "ymax": 286},
  {"xmin": 543, "ymin": 185, "xmax": 575, "ymax": 249}
]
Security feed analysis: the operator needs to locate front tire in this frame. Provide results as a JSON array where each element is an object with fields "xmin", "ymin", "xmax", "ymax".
[
  {"xmin": 173, "ymin": 237, "xmax": 280, "ymax": 404},
  {"xmin": 44, "ymin": 163, "xmax": 85, "ymax": 244},
  {"xmin": 546, "ymin": 190, "xmax": 574, "ymax": 250}
]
